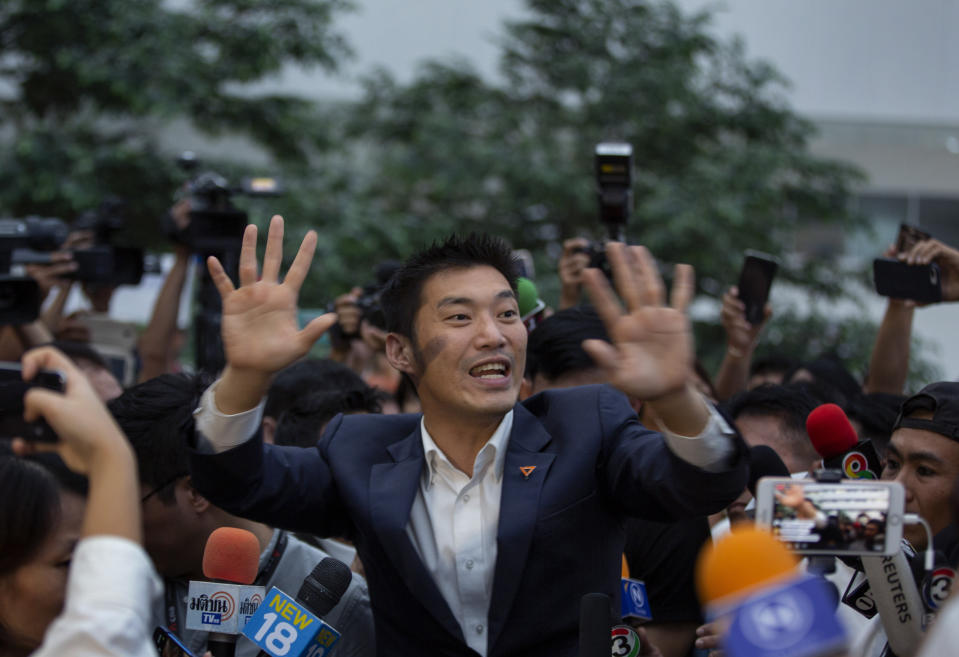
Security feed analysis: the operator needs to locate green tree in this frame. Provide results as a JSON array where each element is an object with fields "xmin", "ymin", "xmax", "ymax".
[
  {"xmin": 330, "ymin": 0, "xmax": 864, "ymax": 300},
  {"xmin": 301, "ymin": 0, "xmax": 937, "ymax": 383},
  {"xmin": 0, "ymin": 0, "xmax": 352, "ymax": 240}
]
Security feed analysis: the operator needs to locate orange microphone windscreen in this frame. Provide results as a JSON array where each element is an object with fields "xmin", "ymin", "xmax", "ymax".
[
  {"xmin": 202, "ymin": 527, "xmax": 261, "ymax": 584},
  {"xmin": 695, "ymin": 526, "xmax": 799, "ymax": 606}
]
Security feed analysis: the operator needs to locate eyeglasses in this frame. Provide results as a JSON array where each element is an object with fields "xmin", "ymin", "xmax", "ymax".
[{"xmin": 140, "ymin": 474, "xmax": 187, "ymax": 503}]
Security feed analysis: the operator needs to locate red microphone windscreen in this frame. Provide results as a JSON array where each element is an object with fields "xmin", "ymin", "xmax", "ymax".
[
  {"xmin": 202, "ymin": 527, "xmax": 261, "ymax": 584},
  {"xmin": 806, "ymin": 403, "xmax": 858, "ymax": 460}
]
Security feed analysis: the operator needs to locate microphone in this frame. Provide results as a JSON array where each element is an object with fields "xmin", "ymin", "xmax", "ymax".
[
  {"xmin": 579, "ymin": 593, "xmax": 611, "ymax": 657},
  {"xmin": 203, "ymin": 527, "xmax": 261, "ymax": 585},
  {"xmin": 806, "ymin": 403, "xmax": 882, "ymax": 480},
  {"xmin": 247, "ymin": 558, "xmax": 352, "ymax": 657},
  {"xmin": 190, "ymin": 527, "xmax": 262, "ymax": 657},
  {"xmin": 696, "ymin": 527, "xmax": 847, "ymax": 657},
  {"xmin": 747, "ymin": 445, "xmax": 791, "ymax": 497},
  {"xmin": 294, "ymin": 557, "xmax": 352, "ymax": 619}
]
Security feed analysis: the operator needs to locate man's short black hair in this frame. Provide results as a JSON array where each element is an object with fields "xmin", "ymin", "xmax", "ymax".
[
  {"xmin": 846, "ymin": 392, "xmax": 905, "ymax": 456},
  {"xmin": 525, "ymin": 306, "xmax": 608, "ymax": 382},
  {"xmin": 108, "ymin": 373, "xmax": 211, "ymax": 504},
  {"xmin": 275, "ymin": 388, "xmax": 384, "ymax": 448},
  {"xmin": 726, "ymin": 383, "xmax": 820, "ymax": 466},
  {"xmin": 265, "ymin": 359, "xmax": 370, "ymax": 420},
  {"xmin": 784, "ymin": 355, "xmax": 862, "ymax": 408},
  {"xmin": 380, "ymin": 233, "xmax": 519, "ymax": 339},
  {"xmin": 727, "ymin": 383, "xmax": 818, "ymax": 431},
  {"xmin": 749, "ymin": 354, "xmax": 799, "ymax": 380}
]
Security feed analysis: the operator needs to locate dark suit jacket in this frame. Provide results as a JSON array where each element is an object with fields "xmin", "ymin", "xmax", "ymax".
[{"xmin": 189, "ymin": 384, "xmax": 748, "ymax": 657}]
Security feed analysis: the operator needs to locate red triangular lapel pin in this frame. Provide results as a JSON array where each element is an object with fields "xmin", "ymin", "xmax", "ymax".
[{"xmin": 519, "ymin": 466, "xmax": 537, "ymax": 479}]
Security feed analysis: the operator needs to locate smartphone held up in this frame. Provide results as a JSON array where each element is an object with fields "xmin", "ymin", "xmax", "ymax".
[
  {"xmin": 873, "ymin": 223, "xmax": 943, "ymax": 304},
  {"xmin": 754, "ymin": 477, "xmax": 905, "ymax": 557},
  {"xmin": 736, "ymin": 250, "xmax": 778, "ymax": 325}
]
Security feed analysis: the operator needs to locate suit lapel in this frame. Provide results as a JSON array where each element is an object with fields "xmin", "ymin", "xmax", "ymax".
[
  {"xmin": 369, "ymin": 426, "xmax": 464, "ymax": 642},
  {"xmin": 487, "ymin": 405, "xmax": 555, "ymax": 650}
]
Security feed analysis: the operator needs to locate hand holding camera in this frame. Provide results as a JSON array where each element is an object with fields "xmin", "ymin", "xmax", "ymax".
[{"xmin": 12, "ymin": 347, "xmax": 131, "ymax": 476}]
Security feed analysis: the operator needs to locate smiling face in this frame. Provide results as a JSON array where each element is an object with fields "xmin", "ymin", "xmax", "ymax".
[{"xmin": 389, "ymin": 265, "xmax": 526, "ymax": 427}]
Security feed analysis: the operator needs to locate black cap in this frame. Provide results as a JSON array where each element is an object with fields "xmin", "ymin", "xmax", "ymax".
[{"xmin": 893, "ymin": 382, "xmax": 959, "ymax": 441}]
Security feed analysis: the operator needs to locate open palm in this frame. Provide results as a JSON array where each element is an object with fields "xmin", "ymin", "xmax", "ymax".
[
  {"xmin": 208, "ymin": 216, "xmax": 336, "ymax": 374},
  {"xmin": 582, "ymin": 243, "xmax": 695, "ymax": 401}
]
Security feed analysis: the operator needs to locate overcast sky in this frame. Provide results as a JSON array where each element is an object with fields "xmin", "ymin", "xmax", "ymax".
[{"xmin": 259, "ymin": 0, "xmax": 959, "ymax": 126}]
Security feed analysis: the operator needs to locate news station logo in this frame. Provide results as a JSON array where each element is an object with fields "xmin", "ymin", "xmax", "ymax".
[
  {"xmin": 189, "ymin": 592, "xmax": 235, "ymax": 626},
  {"xmin": 240, "ymin": 593, "xmax": 263, "ymax": 617},
  {"xmin": 842, "ymin": 452, "xmax": 876, "ymax": 479},
  {"xmin": 611, "ymin": 626, "xmax": 641, "ymax": 657},
  {"xmin": 922, "ymin": 567, "xmax": 955, "ymax": 611},
  {"xmin": 242, "ymin": 587, "xmax": 341, "ymax": 657},
  {"xmin": 185, "ymin": 582, "xmax": 265, "ymax": 634}
]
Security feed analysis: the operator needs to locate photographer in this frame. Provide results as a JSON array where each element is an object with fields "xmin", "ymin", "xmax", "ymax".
[
  {"xmin": 0, "ymin": 230, "xmax": 93, "ymax": 360},
  {"xmin": 329, "ymin": 262, "xmax": 403, "ymax": 396},
  {"xmin": 2, "ymin": 347, "xmax": 159, "ymax": 657}
]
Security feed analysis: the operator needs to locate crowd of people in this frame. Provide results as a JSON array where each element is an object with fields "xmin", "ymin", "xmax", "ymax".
[{"xmin": 3, "ymin": 211, "xmax": 959, "ymax": 657}]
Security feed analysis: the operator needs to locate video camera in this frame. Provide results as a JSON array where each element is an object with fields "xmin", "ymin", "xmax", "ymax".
[
  {"xmin": 0, "ymin": 217, "xmax": 69, "ymax": 324},
  {"xmin": 71, "ymin": 199, "xmax": 145, "ymax": 286},
  {"xmin": 5, "ymin": 201, "xmax": 145, "ymax": 287},
  {"xmin": 165, "ymin": 151, "xmax": 282, "ymax": 254},
  {"xmin": 571, "ymin": 143, "xmax": 634, "ymax": 276}
]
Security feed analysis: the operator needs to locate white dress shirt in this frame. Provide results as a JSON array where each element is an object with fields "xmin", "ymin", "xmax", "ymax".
[
  {"xmin": 195, "ymin": 381, "xmax": 736, "ymax": 656},
  {"xmin": 35, "ymin": 536, "xmax": 162, "ymax": 657},
  {"xmin": 404, "ymin": 412, "xmax": 513, "ymax": 654}
]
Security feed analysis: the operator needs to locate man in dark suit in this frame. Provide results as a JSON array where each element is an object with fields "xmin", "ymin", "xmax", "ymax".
[{"xmin": 188, "ymin": 216, "xmax": 749, "ymax": 657}]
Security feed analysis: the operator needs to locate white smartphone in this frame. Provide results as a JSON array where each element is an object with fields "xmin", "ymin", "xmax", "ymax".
[{"xmin": 754, "ymin": 477, "xmax": 905, "ymax": 557}]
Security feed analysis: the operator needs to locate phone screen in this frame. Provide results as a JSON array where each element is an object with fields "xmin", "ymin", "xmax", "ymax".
[
  {"xmin": 154, "ymin": 627, "xmax": 197, "ymax": 657},
  {"xmin": 766, "ymin": 480, "xmax": 898, "ymax": 555}
]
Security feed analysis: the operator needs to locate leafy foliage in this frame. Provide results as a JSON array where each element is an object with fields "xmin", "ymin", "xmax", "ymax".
[
  {"xmin": 327, "ymin": 0, "xmax": 865, "ymax": 305},
  {"xmin": 4, "ymin": 0, "xmax": 926, "ymax": 382},
  {"xmin": 0, "ymin": 0, "xmax": 352, "ymax": 240}
]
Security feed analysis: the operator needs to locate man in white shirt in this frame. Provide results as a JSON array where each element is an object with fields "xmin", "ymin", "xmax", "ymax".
[{"xmin": 188, "ymin": 217, "xmax": 749, "ymax": 657}]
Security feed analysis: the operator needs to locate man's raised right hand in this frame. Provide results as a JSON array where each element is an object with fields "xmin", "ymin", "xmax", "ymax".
[{"xmin": 208, "ymin": 215, "xmax": 336, "ymax": 412}]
